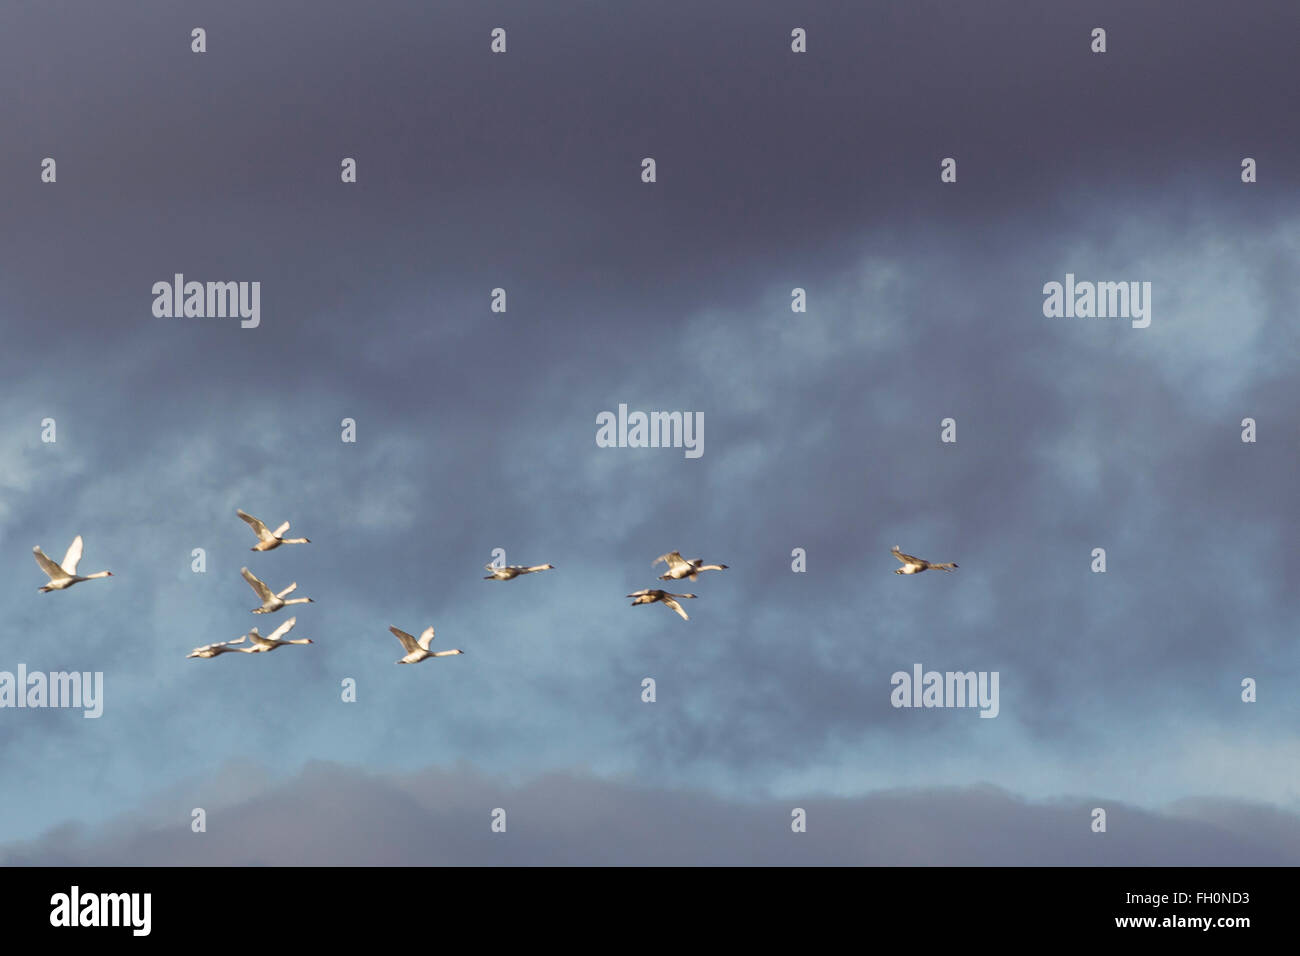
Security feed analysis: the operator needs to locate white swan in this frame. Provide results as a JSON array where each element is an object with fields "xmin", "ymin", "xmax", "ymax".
[
  {"xmin": 891, "ymin": 545, "xmax": 958, "ymax": 575},
  {"xmin": 187, "ymin": 638, "xmax": 254, "ymax": 659},
  {"xmin": 241, "ymin": 567, "xmax": 314, "ymax": 614},
  {"xmin": 33, "ymin": 536, "xmax": 113, "ymax": 592},
  {"xmin": 484, "ymin": 563, "xmax": 554, "ymax": 581},
  {"xmin": 627, "ymin": 588, "xmax": 696, "ymax": 621},
  {"xmin": 236, "ymin": 509, "xmax": 311, "ymax": 551},
  {"xmin": 654, "ymin": 551, "xmax": 728, "ymax": 582},
  {"xmin": 388, "ymin": 626, "xmax": 464, "ymax": 664},
  {"xmin": 242, "ymin": 616, "xmax": 314, "ymax": 652}
]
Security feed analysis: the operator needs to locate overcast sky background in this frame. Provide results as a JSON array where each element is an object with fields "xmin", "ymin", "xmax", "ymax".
[{"xmin": 0, "ymin": 0, "xmax": 1296, "ymax": 864}]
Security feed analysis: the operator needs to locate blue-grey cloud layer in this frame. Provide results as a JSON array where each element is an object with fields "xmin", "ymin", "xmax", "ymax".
[{"xmin": 0, "ymin": 0, "xmax": 1295, "ymax": 857}]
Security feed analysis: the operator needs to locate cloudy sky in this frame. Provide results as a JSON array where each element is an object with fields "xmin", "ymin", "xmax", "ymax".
[{"xmin": 0, "ymin": 0, "xmax": 1296, "ymax": 864}]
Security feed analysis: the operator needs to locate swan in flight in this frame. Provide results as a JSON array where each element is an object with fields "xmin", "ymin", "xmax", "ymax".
[
  {"xmin": 483, "ymin": 563, "xmax": 554, "ymax": 581},
  {"xmin": 627, "ymin": 588, "xmax": 696, "ymax": 621},
  {"xmin": 242, "ymin": 616, "xmax": 314, "ymax": 653},
  {"xmin": 236, "ymin": 509, "xmax": 311, "ymax": 551},
  {"xmin": 654, "ymin": 551, "xmax": 728, "ymax": 582},
  {"xmin": 33, "ymin": 536, "xmax": 113, "ymax": 592},
  {"xmin": 891, "ymin": 545, "xmax": 958, "ymax": 574},
  {"xmin": 388, "ymin": 626, "xmax": 464, "ymax": 664},
  {"xmin": 187, "ymin": 638, "xmax": 254, "ymax": 659},
  {"xmin": 241, "ymin": 567, "xmax": 314, "ymax": 614}
]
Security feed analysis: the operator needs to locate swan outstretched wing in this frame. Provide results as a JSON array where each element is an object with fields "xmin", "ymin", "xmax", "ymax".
[
  {"xmin": 33, "ymin": 547, "xmax": 70, "ymax": 581},
  {"xmin": 264, "ymin": 617, "xmax": 297, "ymax": 643},
  {"xmin": 417, "ymin": 627, "xmax": 437, "ymax": 651},
  {"xmin": 662, "ymin": 597, "xmax": 689, "ymax": 620},
  {"xmin": 892, "ymin": 546, "xmax": 923, "ymax": 567},
  {"xmin": 241, "ymin": 567, "xmax": 275, "ymax": 602},
  {"xmin": 61, "ymin": 535, "xmax": 85, "ymax": 575},
  {"xmin": 389, "ymin": 626, "xmax": 419, "ymax": 654},
  {"xmin": 237, "ymin": 510, "xmax": 272, "ymax": 539}
]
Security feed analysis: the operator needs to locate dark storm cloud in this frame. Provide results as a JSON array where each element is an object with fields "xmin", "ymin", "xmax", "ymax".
[{"xmin": 0, "ymin": 0, "xmax": 1295, "ymax": 851}]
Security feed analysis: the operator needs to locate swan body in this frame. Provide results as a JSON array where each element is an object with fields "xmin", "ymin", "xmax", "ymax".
[
  {"xmin": 33, "ymin": 536, "xmax": 113, "ymax": 592},
  {"xmin": 187, "ymin": 638, "xmax": 254, "ymax": 659},
  {"xmin": 654, "ymin": 551, "xmax": 728, "ymax": 582},
  {"xmin": 388, "ymin": 625, "xmax": 464, "ymax": 664},
  {"xmin": 484, "ymin": 563, "xmax": 554, "ymax": 581},
  {"xmin": 242, "ymin": 616, "xmax": 314, "ymax": 652},
  {"xmin": 241, "ymin": 567, "xmax": 314, "ymax": 613},
  {"xmin": 891, "ymin": 545, "xmax": 958, "ymax": 574},
  {"xmin": 627, "ymin": 588, "xmax": 696, "ymax": 620},
  {"xmin": 237, "ymin": 509, "xmax": 311, "ymax": 551}
]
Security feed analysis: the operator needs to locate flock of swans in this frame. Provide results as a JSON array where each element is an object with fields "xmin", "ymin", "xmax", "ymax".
[
  {"xmin": 186, "ymin": 616, "xmax": 315, "ymax": 658},
  {"xmin": 624, "ymin": 551, "xmax": 730, "ymax": 621},
  {"xmin": 191, "ymin": 510, "xmax": 319, "ymax": 660},
  {"xmin": 32, "ymin": 517, "xmax": 957, "ymax": 661}
]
